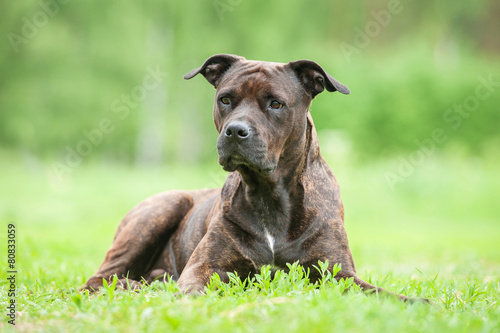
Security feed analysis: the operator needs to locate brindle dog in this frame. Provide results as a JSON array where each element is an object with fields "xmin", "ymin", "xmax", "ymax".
[{"xmin": 83, "ymin": 54, "xmax": 429, "ymax": 303}]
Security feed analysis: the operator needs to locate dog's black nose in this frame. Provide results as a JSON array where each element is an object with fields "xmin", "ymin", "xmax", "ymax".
[{"xmin": 224, "ymin": 122, "xmax": 251, "ymax": 141}]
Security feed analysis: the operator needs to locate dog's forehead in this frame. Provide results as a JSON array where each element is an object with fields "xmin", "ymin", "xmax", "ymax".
[
  {"xmin": 219, "ymin": 60, "xmax": 300, "ymax": 95},
  {"xmin": 238, "ymin": 59, "xmax": 287, "ymax": 71}
]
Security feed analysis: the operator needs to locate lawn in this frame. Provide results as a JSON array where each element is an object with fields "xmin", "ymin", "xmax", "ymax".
[{"xmin": 1, "ymin": 152, "xmax": 499, "ymax": 332}]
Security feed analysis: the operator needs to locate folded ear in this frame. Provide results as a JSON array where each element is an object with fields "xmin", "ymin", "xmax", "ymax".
[
  {"xmin": 184, "ymin": 54, "xmax": 245, "ymax": 88},
  {"xmin": 289, "ymin": 60, "xmax": 350, "ymax": 98}
]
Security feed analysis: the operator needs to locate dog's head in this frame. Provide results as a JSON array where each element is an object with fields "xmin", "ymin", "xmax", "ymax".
[{"xmin": 184, "ymin": 54, "xmax": 349, "ymax": 176}]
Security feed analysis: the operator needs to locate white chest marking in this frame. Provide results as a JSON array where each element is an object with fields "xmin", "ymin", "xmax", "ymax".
[{"xmin": 264, "ymin": 228, "xmax": 275, "ymax": 255}]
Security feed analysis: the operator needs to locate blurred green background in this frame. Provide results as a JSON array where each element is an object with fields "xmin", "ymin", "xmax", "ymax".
[
  {"xmin": 2, "ymin": 0, "xmax": 499, "ymax": 167},
  {"xmin": 1, "ymin": 0, "xmax": 500, "ymax": 274}
]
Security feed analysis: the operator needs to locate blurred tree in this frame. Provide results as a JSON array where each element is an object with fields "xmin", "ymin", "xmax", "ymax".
[{"xmin": 0, "ymin": 0, "xmax": 498, "ymax": 164}]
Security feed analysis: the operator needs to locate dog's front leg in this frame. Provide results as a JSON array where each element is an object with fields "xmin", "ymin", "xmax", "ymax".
[{"xmin": 176, "ymin": 228, "xmax": 253, "ymax": 295}]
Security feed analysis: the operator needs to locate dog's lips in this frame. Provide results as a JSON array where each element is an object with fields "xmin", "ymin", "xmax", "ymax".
[
  {"xmin": 260, "ymin": 166, "xmax": 276, "ymax": 175},
  {"xmin": 220, "ymin": 154, "xmax": 250, "ymax": 171},
  {"xmin": 219, "ymin": 153, "xmax": 275, "ymax": 175}
]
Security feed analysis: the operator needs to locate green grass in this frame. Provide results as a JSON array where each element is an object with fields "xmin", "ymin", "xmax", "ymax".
[{"xmin": 0, "ymin": 152, "xmax": 499, "ymax": 332}]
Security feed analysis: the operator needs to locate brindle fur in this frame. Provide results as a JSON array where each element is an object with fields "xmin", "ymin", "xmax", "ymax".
[{"xmin": 82, "ymin": 54, "xmax": 429, "ymax": 303}]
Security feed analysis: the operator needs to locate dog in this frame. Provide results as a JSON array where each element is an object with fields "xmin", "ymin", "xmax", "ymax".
[{"xmin": 82, "ymin": 54, "xmax": 428, "ymax": 303}]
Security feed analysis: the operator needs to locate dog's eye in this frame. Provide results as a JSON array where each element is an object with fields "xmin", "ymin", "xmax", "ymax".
[
  {"xmin": 270, "ymin": 100, "xmax": 283, "ymax": 110},
  {"xmin": 220, "ymin": 97, "xmax": 231, "ymax": 105}
]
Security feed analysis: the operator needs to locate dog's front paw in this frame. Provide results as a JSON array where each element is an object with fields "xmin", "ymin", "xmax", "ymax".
[
  {"xmin": 116, "ymin": 278, "xmax": 143, "ymax": 291},
  {"xmin": 79, "ymin": 276, "xmax": 105, "ymax": 293},
  {"xmin": 174, "ymin": 284, "xmax": 206, "ymax": 299}
]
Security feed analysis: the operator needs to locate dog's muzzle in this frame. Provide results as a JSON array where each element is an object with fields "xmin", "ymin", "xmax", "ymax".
[{"xmin": 217, "ymin": 121, "xmax": 275, "ymax": 175}]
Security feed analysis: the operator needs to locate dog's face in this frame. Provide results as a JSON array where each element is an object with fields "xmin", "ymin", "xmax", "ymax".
[
  {"xmin": 184, "ymin": 54, "xmax": 350, "ymax": 176},
  {"xmin": 213, "ymin": 61, "xmax": 309, "ymax": 175}
]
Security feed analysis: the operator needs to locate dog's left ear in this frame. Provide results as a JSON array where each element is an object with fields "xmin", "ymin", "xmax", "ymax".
[
  {"xmin": 184, "ymin": 54, "xmax": 245, "ymax": 88},
  {"xmin": 289, "ymin": 60, "xmax": 350, "ymax": 97}
]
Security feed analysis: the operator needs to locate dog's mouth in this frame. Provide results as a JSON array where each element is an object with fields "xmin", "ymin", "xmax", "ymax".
[{"xmin": 219, "ymin": 153, "xmax": 276, "ymax": 175}]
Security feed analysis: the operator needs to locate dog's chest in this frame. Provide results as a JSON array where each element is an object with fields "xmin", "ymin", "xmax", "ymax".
[
  {"xmin": 233, "ymin": 194, "xmax": 305, "ymax": 269},
  {"xmin": 263, "ymin": 227, "xmax": 275, "ymax": 256},
  {"xmin": 250, "ymin": 226, "xmax": 300, "ymax": 270}
]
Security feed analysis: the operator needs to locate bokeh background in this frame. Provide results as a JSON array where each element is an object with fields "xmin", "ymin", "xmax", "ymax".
[
  {"xmin": 2, "ymin": 0, "xmax": 500, "ymax": 164},
  {"xmin": 1, "ymin": 0, "xmax": 499, "ymax": 291}
]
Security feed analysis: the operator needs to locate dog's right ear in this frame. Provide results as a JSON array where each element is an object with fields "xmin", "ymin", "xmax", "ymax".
[{"xmin": 184, "ymin": 54, "xmax": 244, "ymax": 88}]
